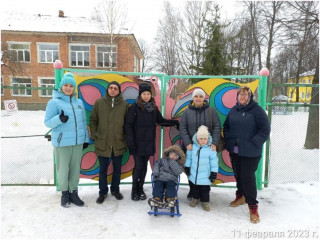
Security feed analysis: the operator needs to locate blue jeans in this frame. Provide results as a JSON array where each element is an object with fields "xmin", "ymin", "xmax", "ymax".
[
  {"xmin": 153, "ymin": 180, "xmax": 176, "ymax": 201},
  {"xmin": 98, "ymin": 153, "xmax": 122, "ymax": 195}
]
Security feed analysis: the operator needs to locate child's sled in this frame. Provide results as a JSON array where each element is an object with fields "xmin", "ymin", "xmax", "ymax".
[{"xmin": 147, "ymin": 174, "xmax": 182, "ymax": 217}]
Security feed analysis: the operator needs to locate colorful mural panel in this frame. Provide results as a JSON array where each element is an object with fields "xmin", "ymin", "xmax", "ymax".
[{"xmin": 72, "ymin": 72, "xmax": 259, "ymax": 184}]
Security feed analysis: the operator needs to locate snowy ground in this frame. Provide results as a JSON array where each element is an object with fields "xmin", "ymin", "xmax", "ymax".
[
  {"xmin": 1, "ymin": 182, "xmax": 319, "ymax": 239},
  {"xmin": 1, "ymin": 110, "xmax": 319, "ymax": 239}
]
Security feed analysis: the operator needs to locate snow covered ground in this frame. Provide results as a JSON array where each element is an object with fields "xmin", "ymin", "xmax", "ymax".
[
  {"xmin": 1, "ymin": 182, "xmax": 319, "ymax": 239},
  {"xmin": 1, "ymin": 110, "xmax": 319, "ymax": 239}
]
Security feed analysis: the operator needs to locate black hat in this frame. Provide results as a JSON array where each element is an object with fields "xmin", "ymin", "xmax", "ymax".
[
  {"xmin": 139, "ymin": 83, "xmax": 152, "ymax": 96},
  {"xmin": 108, "ymin": 81, "xmax": 121, "ymax": 96}
]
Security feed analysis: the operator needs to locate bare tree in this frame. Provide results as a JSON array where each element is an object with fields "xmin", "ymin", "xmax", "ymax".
[
  {"xmin": 153, "ymin": 2, "xmax": 180, "ymax": 75},
  {"xmin": 1, "ymin": 41, "xmax": 23, "ymax": 76},
  {"xmin": 92, "ymin": 1, "xmax": 130, "ymax": 71},
  {"xmin": 176, "ymin": 1, "xmax": 215, "ymax": 75},
  {"xmin": 260, "ymin": 1, "xmax": 284, "ymax": 71},
  {"xmin": 138, "ymin": 38, "xmax": 152, "ymax": 73}
]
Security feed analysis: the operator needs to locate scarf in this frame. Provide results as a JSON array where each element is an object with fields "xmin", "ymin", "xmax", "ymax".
[{"xmin": 143, "ymin": 102, "xmax": 154, "ymax": 112}]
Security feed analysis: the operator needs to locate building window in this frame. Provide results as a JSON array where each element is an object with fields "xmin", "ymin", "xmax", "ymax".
[
  {"xmin": 69, "ymin": 45, "xmax": 90, "ymax": 67},
  {"xmin": 37, "ymin": 43, "xmax": 59, "ymax": 63},
  {"xmin": 96, "ymin": 45, "xmax": 117, "ymax": 68},
  {"xmin": 308, "ymin": 79, "xmax": 311, "ymax": 84},
  {"xmin": 8, "ymin": 42, "xmax": 31, "ymax": 62},
  {"xmin": 39, "ymin": 78, "xmax": 55, "ymax": 97},
  {"xmin": 11, "ymin": 77, "xmax": 32, "ymax": 96},
  {"xmin": 1, "ymin": 76, "xmax": 3, "ymax": 96},
  {"xmin": 301, "ymin": 92, "xmax": 304, "ymax": 99}
]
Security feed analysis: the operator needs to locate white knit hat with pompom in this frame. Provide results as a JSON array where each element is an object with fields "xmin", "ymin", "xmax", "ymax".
[{"xmin": 197, "ymin": 125, "xmax": 209, "ymax": 139}]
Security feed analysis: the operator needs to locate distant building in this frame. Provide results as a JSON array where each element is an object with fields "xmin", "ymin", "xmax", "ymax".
[
  {"xmin": 287, "ymin": 69, "xmax": 315, "ymax": 103},
  {"xmin": 1, "ymin": 11, "xmax": 143, "ymax": 109}
]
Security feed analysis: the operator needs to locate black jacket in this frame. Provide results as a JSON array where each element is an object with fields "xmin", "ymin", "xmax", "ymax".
[
  {"xmin": 125, "ymin": 103, "xmax": 179, "ymax": 156},
  {"xmin": 223, "ymin": 97, "xmax": 270, "ymax": 157}
]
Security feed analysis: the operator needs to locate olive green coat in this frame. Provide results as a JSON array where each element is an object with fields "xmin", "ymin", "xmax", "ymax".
[{"xmin": 89, "ymin": 93, "xmax": 128, "ymax": 157}]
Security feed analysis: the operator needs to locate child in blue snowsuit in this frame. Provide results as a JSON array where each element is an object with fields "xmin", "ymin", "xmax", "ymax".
[{"xmin": 184, "ymin": 125, "xmax": 219, "ymax": 211}]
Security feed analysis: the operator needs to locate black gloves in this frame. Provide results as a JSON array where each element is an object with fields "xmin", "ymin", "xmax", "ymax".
[
  {"xmin": 153, "ymin": 174, "xmax": 159, "ymax": 179},
  {"xmin": 83, "ymin": 143, "xmax": 89, "ymax": 150},
  {"xmin": 185, "ymin": 167, "xmax": 190, "ymax": 176},
  {"xmin": 59, "ymin": 110, "xmax": 69, "ymax": 123},
  {"xmin": 209, "ymin": 172, "xmax": 217, "ymax": 182}
]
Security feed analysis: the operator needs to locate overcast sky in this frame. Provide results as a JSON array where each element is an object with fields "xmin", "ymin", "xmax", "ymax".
[{"xmin": 1, "ymin": 0, "xmax": 239, "ymax": 43}]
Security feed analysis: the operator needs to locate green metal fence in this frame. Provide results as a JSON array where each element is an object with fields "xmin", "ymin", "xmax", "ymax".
[{"xmin": 2, "ymin": 71, "xmax": 317, "ymax": 188}]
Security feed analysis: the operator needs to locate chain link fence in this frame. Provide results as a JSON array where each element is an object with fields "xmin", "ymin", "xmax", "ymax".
[{"xmin": 266, "ymin": 83, "xmax": 319, "ymax": 185}]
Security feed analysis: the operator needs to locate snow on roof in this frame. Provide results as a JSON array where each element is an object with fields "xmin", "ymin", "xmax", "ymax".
[
  {"xmin": 299, "ymin": 69, "xmax": 316, "ymax": 77},
  {"xmin": 1, "ymin": 11, "xmax": 107, "ymax": 34}
]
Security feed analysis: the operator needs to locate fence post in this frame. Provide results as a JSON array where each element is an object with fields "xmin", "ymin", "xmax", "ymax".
[
  {"xmin": 53, "ymin": 60, "xmax": 63, "ymax": 89},
  {"xmin": 53, "ymin": 60, "xmax": 64, "ymax": 190},
  {"xmin": 256, "ymin": 68, "xmax": 269, "ymax": 190}
]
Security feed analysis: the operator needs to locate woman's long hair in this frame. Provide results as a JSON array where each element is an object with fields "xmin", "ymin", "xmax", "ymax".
[{"xmin": 137, "ymin": 95, "xmax": 157, "ymax": 111}]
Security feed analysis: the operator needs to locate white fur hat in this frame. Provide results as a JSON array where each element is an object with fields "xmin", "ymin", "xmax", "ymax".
[
  {"xmin": 192, "ymin": 89, "xmax": 205, "ymax": 98},
  {"xmin": 197, "ymin": 125, "xmax": 209, "ymax": 139}
]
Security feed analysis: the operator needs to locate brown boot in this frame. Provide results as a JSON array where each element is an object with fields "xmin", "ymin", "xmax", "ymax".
[
  {"xmin": 230, "ymin": 194, "xmax": 245, "ymax": 207},
  {"xmin": 189, "ymin": 198, "xmax": 199, "ymax": 207},
  {"xmin": 248, "ymin": 204, "xmax": 260, "ymax": 223},
  {"xmin": 202, "ymin": 202, "xmax": 211, "ymax": 211}
]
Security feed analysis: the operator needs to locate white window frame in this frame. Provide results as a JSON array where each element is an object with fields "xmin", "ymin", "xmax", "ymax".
[
  {"xmin": 96, "ymin": 44, "xmax": 117, "ymax": 69},
  {"xmin": 38, "ymin": 77, "xmax": 55, "ymax": 97},
  {"xmin": 8, "ymin": 41, "xmax": 31, "ymax": 62},
  {"xmin": 11, "ymin": 77, "xmax": 32, "ymax": 97},
  {"xmin": 37, "ymin": 42, "xmax": 60, "ymax": 63},
  {"xmin": 69, "ymin": 44, "xmax": 90, "ymax": 67}
]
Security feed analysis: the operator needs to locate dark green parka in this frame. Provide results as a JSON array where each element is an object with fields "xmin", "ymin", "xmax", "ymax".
[{"xmin": 89, "ymin": 93, "xmax": 128, "ymax": 157}]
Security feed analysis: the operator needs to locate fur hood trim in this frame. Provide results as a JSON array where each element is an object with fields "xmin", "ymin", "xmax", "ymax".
[{"xmin": 163, "ymin": 145, "xmax": 186, "ymax": 166}]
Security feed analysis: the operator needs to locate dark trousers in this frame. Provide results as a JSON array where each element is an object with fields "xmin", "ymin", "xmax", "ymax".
[
  {"xmin": 192, "ymin": 184, "xmax": 211, "ymax": 202},
  {"xmin": 98, "ymin": 152, "xmax": 123, "ymax": 195},
  {"xmin": 132, "ymin": 154, "xmax": 149, "ymax": 185},
  {"xmin": 153, "ymin": 180, "xmax": 176, "ymax": 201},
  {"xmin": 230, "ymin": 153, "xmax": 261, "ymax": 205}
]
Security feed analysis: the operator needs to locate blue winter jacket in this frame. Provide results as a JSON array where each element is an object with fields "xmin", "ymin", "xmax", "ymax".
[
  {"xmin": 223, "ymin": 96, "xmax": 270, "ymax": 157},
  {"xmin": 44, "ymin": 90, "xmax": 89, "ymax": 147},
  {"xmin": 185, "ymin": 134, "xmax": 219, "ymax": 185}
]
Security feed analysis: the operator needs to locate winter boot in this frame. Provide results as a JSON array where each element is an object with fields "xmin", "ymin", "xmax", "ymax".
[
  {"xmin": 166, "ymin": 197, "xmax": 176, "ymax": 208},
  {"xmin": 111, "ymin": 191, "xmax": 124, "ymax": 200},
  {"xmin": 202, "ymin": 202, "xmax": 211, "ymax": 211},
  {"xmin": 69, "ymin": 189, "xmax": 84, "ymax": 207},
  {"xmin": 131, "ymin": 183, "xmax": 140, "ymax": 201},
  {"xmin": 189, "ymin": 198, "xmax": 199, "ymax": 207},
  {"xmin": 148, "ymin": 197, "xmax": 163, "ymax": 207},
  {"xmin": 248, "ymin": 204, "xmax": 260, "ymax": 223},
  {"xmin": 230, "ymin": 194, "xmax": 245, "ymax": 207},
  {"xmin": 96, "ymin": 193, "xmax": 108, "ymax": 204},
  {"xmin": 138, "ymin": 181, "xmax": 147, "ymax": 200},
  {"xmin": 61, "ymin": 191, "xmax": 70, "ymax": 208}
]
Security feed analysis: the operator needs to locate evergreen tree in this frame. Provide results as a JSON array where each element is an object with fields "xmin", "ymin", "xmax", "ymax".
[{"xmin": 196, "ymin": 6, "xmax": 231, "ymax": 78}]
